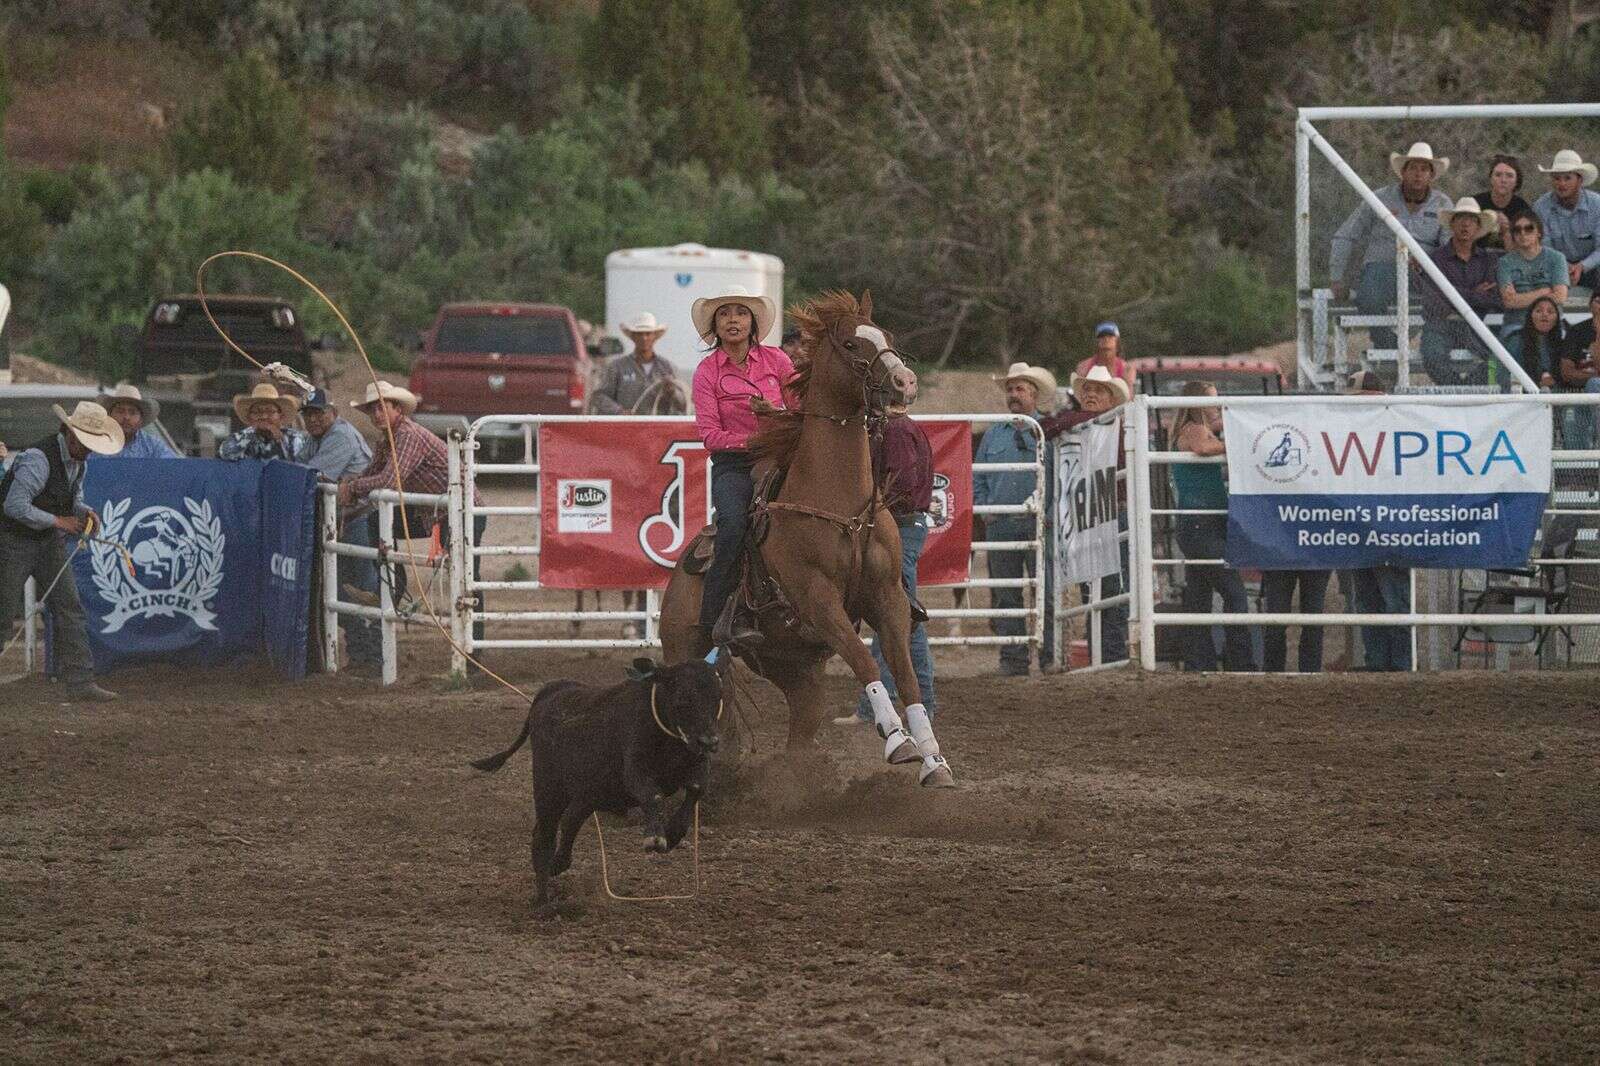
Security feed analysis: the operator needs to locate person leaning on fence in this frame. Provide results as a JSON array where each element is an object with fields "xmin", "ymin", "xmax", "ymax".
[
  {"xmin": 592, "ymin": 313, "xmax": 682, "ymax": 416},
  {"xmin": 1042, "ymin": 364, "xmax": 1131, "ymax": 664},
  {"xmin": 1169, "ymin": 381, "xmax": 1256, "ymax": 672},
  {"xmin": 1532, "ymin": 149, "xmax": 1600, "ymax": 293},
  {"xmin": 1470, "ymin": 154, "xmax": 1529, "ymax": 251},
  {"xmin": 1417, "ymin": 197, "xmax": 1503, "ymax": 387},
  {"xmin": 1497, "ymin": 209, "xmax": 1569, "ymax": 346},
  {"xmin": 1072, "ymin": 321, "xmax": 1137, "ymax": 398},
  {"xmin": 1329, "ymin": 142, "xmax": 1454, "ymax": 351},
  {"xmin": 0, "ymin": 402, "xmax": 123, "ymax": 702},
  {"xmin": 301, "ymin": 388, "xmax": 380, "ymax": 672},
  {"xmin": 337, "ymin": 380, "xmax": 488, "ymax": 641},
  {"xmin": 974, "ymin": 361, "xmax": 1056, "ymax": 676},
  {"xmin": 1558, "ymin": 290, "xmax": 1600, "ymax": 449},
  {"xmin": 219, "ymin": 383, "xmax": 313, "ymax": 463},
  {"xmin": 689, "ymin": 285, "xmax": 792, "ymax": 649},
  {"xmin": 1346, "ymin": 370, "xmax": 1413, "ymax": 672},
  {"xmin": 837, "ymin": 371, "xmax": 938, "ymax": 727},
  {"xmin": 93, "ymin": 383, "xmax": 179, "ymax": 460}
]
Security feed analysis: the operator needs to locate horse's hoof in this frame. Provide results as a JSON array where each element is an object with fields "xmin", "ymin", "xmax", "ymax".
[
  {"xmin": 885, "ymin": 731, "xmax": 920, "ymax": 765},
  {"xmin": 918, "ymin": 755, "xmax": 956, "ymax": 788}
]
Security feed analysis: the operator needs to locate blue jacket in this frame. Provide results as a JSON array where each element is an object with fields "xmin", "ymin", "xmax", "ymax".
[{"xmin": 973, "ymin": 420, "xmax": 1044, "ymax": 539}]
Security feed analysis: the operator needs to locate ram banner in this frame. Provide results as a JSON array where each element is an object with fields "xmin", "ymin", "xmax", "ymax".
[
  {"xmin": 1223, "ymin": 401, "xmax": 1552, "ymax": 569},
  {"xmin": 1055, "ymin": 416, "xmax": 1122, "ymax": 584}
]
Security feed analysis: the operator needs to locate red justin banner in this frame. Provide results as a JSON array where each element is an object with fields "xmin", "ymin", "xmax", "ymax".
[{"xmin": 537, "ymin": 420, "xmax": 972, "ymax": 590}]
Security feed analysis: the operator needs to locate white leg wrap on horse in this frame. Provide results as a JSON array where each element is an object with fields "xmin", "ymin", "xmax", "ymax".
[
  {"xmin": 865, "ymin": 681, "xmax": 916, "ymax": 763},
  {"xmin": 906, "ymin": 703, "xmax": 939, "ymax": 757}
]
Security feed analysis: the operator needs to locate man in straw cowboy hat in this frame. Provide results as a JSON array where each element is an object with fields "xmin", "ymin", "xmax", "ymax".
[
  {"xmin": 592, "ymin": 311, "xmax": 682, "ymax": 415},
  {"xmin": 1, "ymin": 401, "xmax": 123, "ymax": 701},
  {"xmin": 1416, "ymin": 196, "xmax": 1503, "ymax": 386},
  {"xmin": 974, "ymin": 361, "xmax": 1057, "ymax": 676},
  {"xmin": 1329, "ymin": 141, "xmax": 1454, "ymax": 350},
  {"xmin": 337, "ymin": 380, "xmax": 487, "ymax": 641},
  {"xmin": 1532, "ymin": 149, "xmax": 1600, "ymax": 292},
  {"xmin": 94, "ymin": 382, "xmax": 180, "ymax": 460},
  {"xmin": 218, "ymin": 382, "xmax": 312, "ymax": 463}
]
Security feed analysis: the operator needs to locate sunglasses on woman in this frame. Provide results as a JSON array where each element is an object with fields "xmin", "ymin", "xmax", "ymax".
[{"xmin": 1512, "ymin": 224, "xmax": 1538, "ymax": 234}]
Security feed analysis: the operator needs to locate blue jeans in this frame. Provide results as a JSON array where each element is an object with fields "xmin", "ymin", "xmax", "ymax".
[
  {"xmin": 1353, "ymin": 565, "xmax": 1411, "ymax": 671},
  {"xmin": 1562, "ymin": 378, "xmax": 1600, "ymax": 449},
  {"xmin": 701, "ymin": 452, "xmax": 753, "ymax": 627},
  {"xmin": 1356, "ymin": 259, "xmax": 1399, "ymax": 350},
  {"xmin": 1420, "ymin": 317, "xmax": 1490, "ymax": 386},
  {"xmin": 856, "ymin": 516, "xmax": 935, "ymax": 720},
  {"xmin": 340, "ymin": 516, "xmax": 381, "ymax": 665}
]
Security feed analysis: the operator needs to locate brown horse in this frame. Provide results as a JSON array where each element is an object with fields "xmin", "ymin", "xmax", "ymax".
[{"xmin": 659, "ymin": 291, "xmax": 955, "ymax": 788}]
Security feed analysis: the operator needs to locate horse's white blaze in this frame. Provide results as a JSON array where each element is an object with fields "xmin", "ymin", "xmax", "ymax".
[{"xmin": 855, "ymin": 324, "xmax": 889, "ymax": 350}]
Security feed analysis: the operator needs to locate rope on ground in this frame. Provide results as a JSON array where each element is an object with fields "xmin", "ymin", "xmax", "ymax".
[{"xmin": 591, "ymin": 802, "xmax": 701, "ymax": 902}]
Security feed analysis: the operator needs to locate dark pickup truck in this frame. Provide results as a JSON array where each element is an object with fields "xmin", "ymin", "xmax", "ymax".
[
  {"xmin": 133, "ymin": 294, "xmax": 324, "ymax": 448},
  {"xmin": 408, "ymin": 303, "xmax": 591, "ymax": 456}
]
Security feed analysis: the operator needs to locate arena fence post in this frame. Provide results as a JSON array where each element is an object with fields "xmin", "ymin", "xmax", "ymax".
[
  {"xmin": 319, "ymin": 485, "xmax": 339, "ymax": 674},
  {"xmin": 22, "ymin": 576, "xmax": 36, "ymax": 673},
  {"xmin": 1395, "ymin": 239, "xmax": 1411, "ymax": 387},
  {"xmin": 447, "ymin": 433, "xmax": 469, "ymax": 677},
  {"xmin": 377, "ymin": 499, "xmax": 397, "ymax": 686},
  {"xmin": 1130, "ymin": 397, "xmax": 1158, "ymax": 671},
  {"xmin": 1051, "ymin": 434, "xmax": 1068, "ymax": 670},
  {"xmin": 1295, "ymin": 118, "xmax": 1312, "ymax": 391}
]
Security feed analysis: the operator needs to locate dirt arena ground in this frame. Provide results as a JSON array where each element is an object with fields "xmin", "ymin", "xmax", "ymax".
[{"xmin": 3, "ymin": 654, "xmax": 1597, "ymax": 1064}]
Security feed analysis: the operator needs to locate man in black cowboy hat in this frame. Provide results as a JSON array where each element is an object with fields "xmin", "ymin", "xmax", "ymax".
[{"xmin": 1, "ymin": 401, "xmax": 123, "ymax": 701}]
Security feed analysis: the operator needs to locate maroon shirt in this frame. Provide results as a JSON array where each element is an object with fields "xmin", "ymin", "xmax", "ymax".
[{"xmin": 873, "ymin": 415, "xmax": 934, "ymax": 517}]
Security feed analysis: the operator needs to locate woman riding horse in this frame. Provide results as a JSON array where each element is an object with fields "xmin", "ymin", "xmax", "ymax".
[{"xmin": 689, "ymin": 286, "xmax": 793, "ymax": 647}]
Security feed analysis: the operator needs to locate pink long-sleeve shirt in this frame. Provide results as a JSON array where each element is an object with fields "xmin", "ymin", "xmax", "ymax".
[{"xmin": 691, "ymin": 344, "xmax": 794, "ymax": 452}]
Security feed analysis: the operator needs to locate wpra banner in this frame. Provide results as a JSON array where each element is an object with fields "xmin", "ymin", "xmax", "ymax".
[
  {"xmin": 1056, "ymin": 416, "xmax": 1122, "ymax": 584},
  {"xmin": 1224, "ymin": 402, "xmax": 1551, "ymax": 570},
  {"xmin": 538, "ymin": 420, "xmax": 974, "ymax": 589}
]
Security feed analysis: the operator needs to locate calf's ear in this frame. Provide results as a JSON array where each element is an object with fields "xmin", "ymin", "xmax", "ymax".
[{"xmin": 625, "ymin": 656, "xmax": 659, "ymax": 682}]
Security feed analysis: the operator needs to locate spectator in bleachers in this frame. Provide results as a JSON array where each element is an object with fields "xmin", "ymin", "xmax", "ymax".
[
  {"xmin": 1558, "ymin": 290, "xmax": 1600, "ymax": 448},
  {"xmin": 1170, "ymin": 381, "xmax": 1256, "ymax": 672},
  {"xmin": 1497, "ymin": 209, "xmax": 1569, "ymax": 345},
  {"xmin": 1329, "ymin": 142, "xmax": 1454, "ymax": 350},
  {"xmin": 1533, "ymin": 150, "xmax": 1600, "ymax": 292},
  {"xmin": 302, "ymin": 387, "xmax": 380, "ymax": 671},
  {"xmin": 94, "ymin": 383, "xmax": 179, "ymax": 459},
  {"xmin": 1346, "ymin": 371, "xmax": 1412, "ymax": 671},
  {"xmin": 219, "ymin": 383, "xmax": 312, "ymax": 463},
  {"xmin": 1072, "ymin": 322, "xmax": 1137, "ymax": 397},
  {"xmin": 1470, "ymin": 154, "xmax": 1529, "ymax": 250},
  {"xmin": 1418, "ymin": 197, "xmax": 1502, "ymax": 385},
  {"xmin": 1518, "ymin": 295, "xmax": 1565, "ymax": 389},
  {"xmin": 974, "ymin": 362, "xmax": 1055, "ymax": 675}
]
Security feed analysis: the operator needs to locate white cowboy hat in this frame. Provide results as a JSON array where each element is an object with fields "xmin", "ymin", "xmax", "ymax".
[
  {"xmin": 621, "ymin": 311, "xmax": 667, "ymax": 336},
  {"xmin": 994, "ymin": 361, "xmax": 1058, "ymax": 400},
  {"xmin": 1389, "ymin": 141, "xmax": 1449, "ymax": 180},
  {"xmin": 96, "ymin": 381, "xmax": 159, "ymax": 422},
  {"xmin": 1438, "ymin": 196, "xmax": 1499, "ymax": 234},
  {"xmin": 350, "ymin": 379, "xmax": 420, "ymax": 415},
  {"xmin": 1070, "ymin": 363, "xmax": 1131, "ymax": 406},
  {"xmin": 52, "ymin": 400, "xmax": 125, "ymax": 455},
  {"xmin": 690, "ymin": 286, "xmax": 777, "ymax": 343},
  {"xmin": 233, "ymin": 382, "xmax": 301, "ymax": 423},
  {"xmin": 1537, "ymin": 149, "xmax": 1598, "ymax": 186}
]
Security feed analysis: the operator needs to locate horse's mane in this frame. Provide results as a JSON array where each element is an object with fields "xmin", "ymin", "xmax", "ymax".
[{"xmin": 747, "ymin": 291, "xmax": 861, "ymax": 468}]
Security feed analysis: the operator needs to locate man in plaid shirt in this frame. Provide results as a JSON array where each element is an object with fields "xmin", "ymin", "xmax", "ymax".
[{"xmin": 337, "ymin": 381, "xmax": 485, "ymax": 638}]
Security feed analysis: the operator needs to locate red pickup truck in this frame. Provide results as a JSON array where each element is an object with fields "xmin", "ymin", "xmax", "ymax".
[{"xmin": 408, "ymin": 302, "xmax": 591, "ymax": 454}]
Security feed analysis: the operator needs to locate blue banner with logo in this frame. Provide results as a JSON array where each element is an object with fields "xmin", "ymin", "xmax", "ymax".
[
  {"xmin": 1223, "ymin": 401, "xmax": 1552, "ymax": 570},
  {"xmin": 59, "ymin": 458, "xmax": 316, "ymax": 678}
]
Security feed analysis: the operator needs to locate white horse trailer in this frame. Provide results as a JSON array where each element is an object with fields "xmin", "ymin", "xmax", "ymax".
[{"xmin": 605, "ymin": 244, "xmax": 783, "ymax": 382}]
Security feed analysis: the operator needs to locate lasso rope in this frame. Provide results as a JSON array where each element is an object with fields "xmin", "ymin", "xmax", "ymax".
[
  {"xmin": 0, "ymin": 518, "xmax": 136, "ymax": 664},
  {"xmin": 194, "ymin": 251, "xmax": 705, "ymax": 903}
]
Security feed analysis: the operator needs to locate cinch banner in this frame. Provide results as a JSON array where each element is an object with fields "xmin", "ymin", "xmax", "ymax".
[
  {"xmin": 1056, "ymin": 416, "xmax": 1122, "ymax": 584},
  {"xmin": 59, "ymin": 459, "xmax": 318, "ymax": 679},
  {"xmin": 538, "ymin": 419, "xmax": 973, "ymax": 589},
  {"xmin": 1223, "ymin": 402, "xmax": 1552, "ymax": 569}
]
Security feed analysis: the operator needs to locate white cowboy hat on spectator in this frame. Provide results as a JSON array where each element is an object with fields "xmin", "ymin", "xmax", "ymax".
[
  {"xmin": 1070, "ymin": 363, "xmax": 1131, "ymax": 406},
  {"xmin": 691, "ymin": 286, "xmax": 777, "ymax": 342},
  {"xmin": 1389, "ymin": 142, "xmax": 1449, "ymax": 179},
  {"xmin": 994, "ymin": 361, "xmax": 1058, "ymax": 399},
  {"xmin": 233, "ymin": 382, "xmax": 301, "ymax": 423},
  {"xmin": 350, "ymin": 379, "xmax": 419, "ymax": 414},
  {"xmin": 52, "ymin": 400, "xmax": 125, "ymax": 455},
  {"xmin": 97, "ymin": 381, "xmax": 159, "ymax": 422},
  {"xmin": 1438, "ymin": 196, "xmax": 1499, "ymax": 234},
  {"xmin": 622, "ymin": 312, "xmax": 667, "ymax": 336},
  {"xmin": 1537, "ymin": 149, "xmax": 1598, "ymax": 186}
]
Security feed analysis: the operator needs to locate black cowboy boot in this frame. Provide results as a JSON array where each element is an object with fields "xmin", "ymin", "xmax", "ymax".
[{"xmin": 711, "ymin": 593, "xmax": 765, "ymax": 648}]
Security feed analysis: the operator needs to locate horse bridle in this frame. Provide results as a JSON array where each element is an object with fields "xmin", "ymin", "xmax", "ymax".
[{"xmin": 802, "ymin": 324, "xmax": 910, "ymax": 427}]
